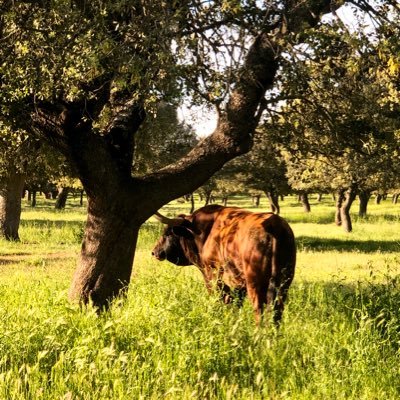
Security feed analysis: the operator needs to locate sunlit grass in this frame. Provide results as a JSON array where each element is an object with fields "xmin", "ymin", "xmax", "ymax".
[{"xmin": 0, "ymin": 193, "xmax": 399, "ymax": 398}]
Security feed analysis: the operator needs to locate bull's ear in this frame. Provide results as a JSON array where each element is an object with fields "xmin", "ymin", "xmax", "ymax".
[{"xmin": 172, "ymin": 226, "xmax": 194, "ymax": 239}]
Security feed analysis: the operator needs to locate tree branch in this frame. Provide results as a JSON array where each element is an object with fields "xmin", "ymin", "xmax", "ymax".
[
  {"xmin": 140, "ymin": 31, "xmax": 279, "ymax": 210},
  {"xmin": 104, "ymin": 96, "xmax": 146, "ymax": 176},
  {"xmin": 137, "ymin": 0, "xmax": 345, "ymax": 214}
]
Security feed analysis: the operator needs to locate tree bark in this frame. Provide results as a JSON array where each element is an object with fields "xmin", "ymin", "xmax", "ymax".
[
  {"xmin": 0, "ymin": 169, "xmax": 25, "ymax": 241},
  {"xmin": 335, "ymin": 189, "xmax": 345, "ymax": 226},
  {"xmin": 299, "ymin": 191, "xmax": 311, "ymax": 213},
  {"xmin": 55, "ymin": 187, "xmax": 70, "ymax": 210},
  {"xmin": 340, "ymin": 186, "xmax": 357, "ymax": 233},
  {"xmin": 69, "ymin": 196, "xmax": 140, "ymax": 308},
  {"xmin": 189, "ymin": 192, "xmax": 195, "ymax": 213},
  {"xmin": 375, "ymin": 194, "xmax": 382, "ymax": 204},
  {"xmin": 358, "ymin": 189, "xmax": 371, "ymax": 218}
]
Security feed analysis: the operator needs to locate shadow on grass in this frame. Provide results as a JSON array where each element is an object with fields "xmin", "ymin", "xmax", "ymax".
[
  {"xmin": 0, "ymin": 258, "xmax": 24, "ymax": 265},
  {"xmin": 20, "ymin": 219, "xmax": 84, "ymax": 228},
  {"xmin": 297, "ymin": 236, "xmax": 400, "ymax": 253}
]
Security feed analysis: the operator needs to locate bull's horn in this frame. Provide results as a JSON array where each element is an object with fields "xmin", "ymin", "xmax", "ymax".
[{"xmin": 154, "ymin": 211, "xmax": 183, "ymax": 226}]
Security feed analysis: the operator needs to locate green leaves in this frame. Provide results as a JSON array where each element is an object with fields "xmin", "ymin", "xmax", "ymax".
[{"xmin": 266, "ymin": 17, "xmax": 400, "ymax": 194}]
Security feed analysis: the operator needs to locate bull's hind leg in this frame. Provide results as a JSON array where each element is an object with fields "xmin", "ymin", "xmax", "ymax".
[
  {"xmin": 269, "ymin": 268, "xmax": 294, "ymax": 326},
  {"xmin": 266, "ymin": 276, "xmax": 281, "ymax": 326}
]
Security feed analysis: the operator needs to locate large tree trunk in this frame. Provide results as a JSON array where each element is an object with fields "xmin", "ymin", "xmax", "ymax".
[
  {"xmin": 0, "ymin": 169, "xmax": 25, "ymax": 241},
  {"xmin": 69, "ymin": 196, "xmax": 140, "ymax": 308},
  {"xmin": 340, "ymin": 186, "xmax": 357, "ymax": 233},
  {"xmin": 358, "ymin": 189, "xmax": 371, "ymax": 218}
]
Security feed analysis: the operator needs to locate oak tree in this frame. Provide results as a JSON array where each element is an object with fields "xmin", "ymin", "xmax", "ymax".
[{"xmin": 1, "ymin": 0, "xmax": 384, "ymax": 306}]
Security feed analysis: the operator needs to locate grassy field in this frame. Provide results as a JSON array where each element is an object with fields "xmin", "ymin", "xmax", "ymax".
[{"xmin": 0, "ymin": 194, "xmax": 399, "ymax": 399}]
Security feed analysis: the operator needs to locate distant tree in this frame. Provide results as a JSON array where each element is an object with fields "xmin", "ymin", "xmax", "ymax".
[
  {"xmin": 266, "ymin": 22, "xmax": 400, "ymax": 231},
  {"xmin": 0, "ymin": 129, "xmax": 28, "ymax": 240},
  {"xmin": 54, "ymin": 177, "xmax": 83, "ymax": 210},
  {"xmin": 237, "ymin": 132, "xmax": 291, "ymax": 213}
]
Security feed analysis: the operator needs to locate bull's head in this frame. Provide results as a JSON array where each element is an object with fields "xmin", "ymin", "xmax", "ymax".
[{"xmin": 151, "ymin": 212, "xmax": 195, "ymax": 266}]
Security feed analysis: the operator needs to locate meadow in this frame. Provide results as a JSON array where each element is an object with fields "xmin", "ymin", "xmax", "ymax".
[{"xmin": 0, "ymin": 194, "xmax": 399, "ymax": 399}]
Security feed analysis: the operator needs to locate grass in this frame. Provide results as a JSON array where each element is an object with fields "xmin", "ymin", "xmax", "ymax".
[{"xmin": 0, "ymin": 194, "xmax": 399, "ymax": 399}]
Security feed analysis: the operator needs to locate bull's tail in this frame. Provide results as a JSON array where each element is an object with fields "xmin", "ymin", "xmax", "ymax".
[{"xmin": 267, "ymin": 220, "xmax": 296, "ymax": 325}]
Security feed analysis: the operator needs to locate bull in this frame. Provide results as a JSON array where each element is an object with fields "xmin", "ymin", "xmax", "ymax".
[{"xmin": 152, "ymin": 204, "xmax": 296, "ymax": 325}]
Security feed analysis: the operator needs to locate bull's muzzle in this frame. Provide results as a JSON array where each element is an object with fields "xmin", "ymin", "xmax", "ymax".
[{"xmin": 152, "ymin": 249, "xmax": 166, "ymax": 261}]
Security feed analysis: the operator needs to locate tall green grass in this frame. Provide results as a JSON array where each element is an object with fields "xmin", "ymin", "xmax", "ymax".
[{"xmin": 0, "ymin": 194, "xmax": 399, "ymax": 399}]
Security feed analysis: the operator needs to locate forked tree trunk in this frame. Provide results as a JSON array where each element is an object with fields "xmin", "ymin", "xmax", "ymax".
[
  {"xmin": 0, "ymin": 170, "xmax": 25, "ymax": 240},
  {"xmin": 69, "ymin": 197, "xmax": 140, "ymax": 308},
  {"xmin": 340, "ymin": 186, "xmax": 357, "ymax": 233}
]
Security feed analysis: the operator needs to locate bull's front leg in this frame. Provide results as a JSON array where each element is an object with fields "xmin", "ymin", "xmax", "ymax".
[
  {"xmin": 215, "ymin": 266, "xmax": 235, "ymax": 304},
  {"xmin": 198, "ymin": 265, "xmax": 232, "ymax": 303}
]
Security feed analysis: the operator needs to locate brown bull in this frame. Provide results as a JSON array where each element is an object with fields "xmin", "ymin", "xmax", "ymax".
[{"xmin": 152, "ymin": 204, "xmax": 296, "ymax": 325}]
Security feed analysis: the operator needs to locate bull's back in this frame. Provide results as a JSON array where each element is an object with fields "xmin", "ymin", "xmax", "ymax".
[{"xmin": 202, "ymin": 208, "xmax": 295, "ymax": 272}]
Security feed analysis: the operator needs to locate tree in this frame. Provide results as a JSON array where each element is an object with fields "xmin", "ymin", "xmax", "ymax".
[
  {"xmin": 0, "ymin": 128, "xmax": 31, "ymax": 240},
  {"xmin": 237, "ymin": 132, "xmax": 291, "ymax": 214},
  {"xmin": 265, "ymin": 19, "xmax": 400, "ymax": 231},
  {"xmin": 1, "ymin": 1, "xmax": 387, "ymax": 307}
]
